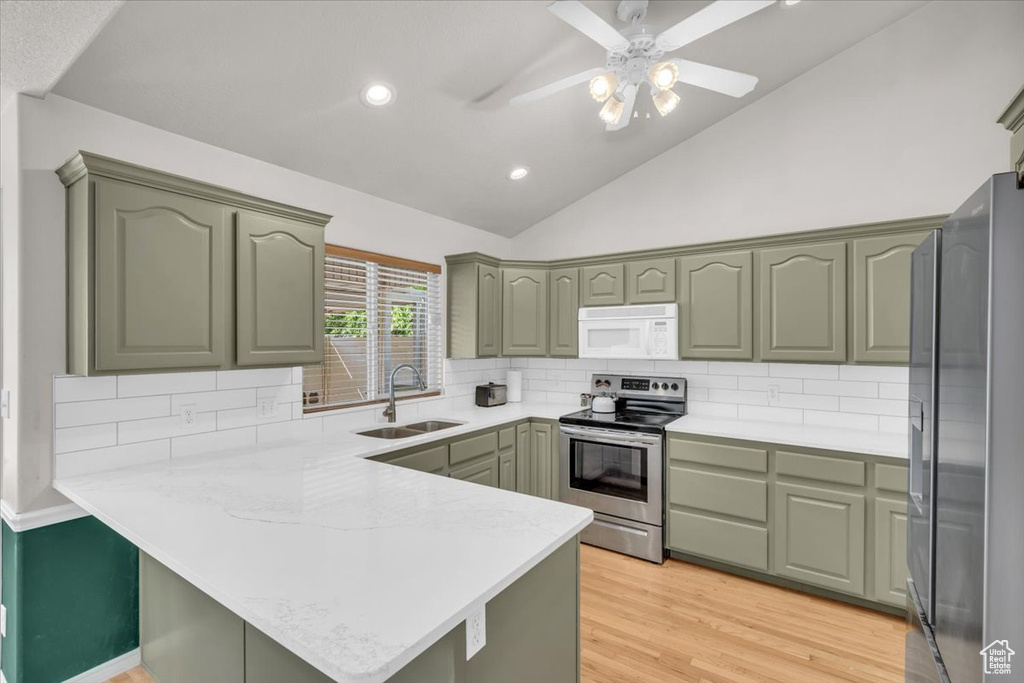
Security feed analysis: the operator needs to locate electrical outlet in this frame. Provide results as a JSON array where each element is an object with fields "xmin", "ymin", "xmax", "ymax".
[
  {"xmin": 257, "ymin": 397, "xmax": 276, "ymax": 420},
  {"xmin": 767, "ymin": 384, "xmax": 780, "ymax": 405},
  {"xmin": 466, "ymin": 603, "xmax": 486, "ymax": 660},
  {"xmin": 181, "ymin": 404, "xmax": 198, "ymax": 429}
]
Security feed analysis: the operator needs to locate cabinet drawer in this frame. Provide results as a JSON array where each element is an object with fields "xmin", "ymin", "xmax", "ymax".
[
  {"xmin": 669, "ymin": 510, "xmax": 768, "ymax": 571},
  {"xmin": 875, "ymin": 463, "xmax": 908, "ymax": 493},
  {"xmin": 668, "ymin": 438, "xmax": 767, "ymax": 473},
  {"xmin": 668, "ymin": 467, "xmax": 767, "ymax": 523},
  {"xmin": 382, "ymin": 444, "xmax": 449, "ymax": 475},
  {"xmin": 498, "ymin": 426, "xmax": 515, "ymax": 451},
  {"xmin": 776, "ymin": 450, "xmax": 865, "ymax": 486},
  {"xmin": 450, "ymin": 454, "xmax": 500, "ymax": 488},
  {"xmin": 450, "ymin": 431, "xmax": 499, "ymax": 466}
]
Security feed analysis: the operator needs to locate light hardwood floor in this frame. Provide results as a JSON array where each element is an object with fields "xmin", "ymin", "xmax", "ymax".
[{"xmin": 109, "ymin": 545, "xmax": 906, "ymax": 683}]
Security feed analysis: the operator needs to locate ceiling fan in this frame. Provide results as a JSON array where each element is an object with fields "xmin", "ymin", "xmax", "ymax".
[{"xmin": 510, "ymin": 0, "xmax": 780, "ymax": 131}]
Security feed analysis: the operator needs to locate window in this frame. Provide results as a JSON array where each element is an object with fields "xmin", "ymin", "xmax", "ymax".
[{"xmin": 303, "ymin": 246, "xmax": 442, "ymax": 412}]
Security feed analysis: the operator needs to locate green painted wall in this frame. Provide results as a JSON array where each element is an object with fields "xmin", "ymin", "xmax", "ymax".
[{"xmin": 1, "ymin": 517, "xmax": 139, "ymax": 683}]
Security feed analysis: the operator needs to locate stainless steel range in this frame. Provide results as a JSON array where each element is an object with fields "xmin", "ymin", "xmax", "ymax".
[{"xmin": 558, "ymin": 374, "xmax": 686, "ymax": 563}]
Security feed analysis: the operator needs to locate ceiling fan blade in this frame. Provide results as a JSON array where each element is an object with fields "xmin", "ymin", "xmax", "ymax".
[
  {"xmin": 655, "ymin": 0, "xmax": 776, "ymax": 53},
  {"xmin": 548, "ymin": 0, "xmax": 630, "ymax": 53},
  {"xmin": 509, "ymin": 67, "xmax": 608, "ymax": 106},
  {"xmin": 606, "ymin": 84, "xmax": 637, "ymax": 131},
  {"xmin": 668, "ymin": 58, "xmax": 759, "ymax": 98}
]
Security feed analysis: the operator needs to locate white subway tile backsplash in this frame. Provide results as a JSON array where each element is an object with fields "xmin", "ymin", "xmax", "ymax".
[
  {"xmin": 654, "ymin": 360, "xmax": 708, "ymax": 375},
  {"xmin": 118, "ymin": 413, "xmax": 216, "ymax": 444},
  {"xmin": 549, "ymin": 369, "xmax": 587, "ymax": 382},
  {"xmin": 216, "ymin": 367, "xmax": 294, "ymax": 390},
  {"xmin": 686, "ymin": 387, "xmax": 709, "ymax": 401},
  {"xmin": 878, "ymin": 383, "xmax": 909, "ymax": 400},
  {"xmin": 686, "ymin": 374, "xmax": 739, "ymax": 390},
  {"xmin": 171, "ymin": 427, "xmax": 257, "ymax": 458},
  {"xmin": 55, "ymin": 395, "xmax": 170, "ymax": 428},
  {"xmin": 257, "ymin": 417, "xmax": 323, "ymax": 443},
  {"xmin": 527, "ymin": 358, "xmax": 567, "ymax": 370},
  {"xmin": 774, "ymin": 393, "xmax": 839, "ymax": 411},
  {"xmin": 256, "ymin": 384, "xmax": 303, "ymax": 404},
  {"xmin": 54, "ymin": 376, "xmax": 117, "ymax": 403},
  {"xmin": 839, "ymin": 365, "xmax": 909, "ymax": 383},
  {"xmin": 707, "ymin": 389, "xmax": 768, "ymax": 406},
  {"xmin": 55, "ymin": 423, "xmax": 118, "ymax": 454},
  {"xmin": 840, "ymin": 397, "xmax": 908, "ymax": 417},
  {"xmin": 607, "ymin": 359, "xmax": 655, "ymax": 373},
  {"xmin": 878, "ymin": 416, "xmax": 909, "ymax": 435},
  {"xmin": 769, "ymin": 363, "xmax": 839, "ymax": 380},
  {"xmin": 737, "ymin": 376, "xmax": 802, "ymax": 393},
  {"xmin": 118, "ymin": 371, "xmax": 217, "ymax": 397},
  {"xmin": 292, "ymin": 367, "xmax": 304, "ymax": 384},
  {"xmin": 170, "ymin": 389, "xmax": 256, "ymax": 415},
  {"xmin": 709, "ymin": 361, "xmax": 769, "ymax": 377},
  {"xmin": 56, "ymin": 440, "xmax": 170, "ymax": 478},
  {"xmin": 738, "ymin": 405, "xmax": 803, "ymax": 424},
  {"xmin": 804, "ymin": 410, "xmax": 879, "ymax": 431},
  {"xmin": 803, "ymin": 379, "xmax": 878, "ymax": 398},
  {"xmin": 687, "ymin": 402, "xmax": 739, "ymax": 419},
  {"xmin": 564, "ymin": 359, "xmax": 608, "ymax": 371}
]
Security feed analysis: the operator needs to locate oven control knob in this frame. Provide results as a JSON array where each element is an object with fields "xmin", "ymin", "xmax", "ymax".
[{"xmin": 671, "ymin": 383, "xmax": 679, "ymax": 391}]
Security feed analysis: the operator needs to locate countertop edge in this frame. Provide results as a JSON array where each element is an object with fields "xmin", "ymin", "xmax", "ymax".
[{"xmin": 665, "ymin": 421, "xmax": 908, "ymax": 460}]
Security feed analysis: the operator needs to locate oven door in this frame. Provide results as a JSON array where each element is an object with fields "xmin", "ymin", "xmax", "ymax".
[
  {"xmin": 577, "ymin": 319, "xmax": 650, "ymax": 359},
  {"xmin": 559, "ymin": 425, "xmax": 663, "ymax": 526}
]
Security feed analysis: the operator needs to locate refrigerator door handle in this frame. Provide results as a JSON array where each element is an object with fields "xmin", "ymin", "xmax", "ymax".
[{"xmin": 908, "ymin": 397, "xmax": 925, "ymax": 512}]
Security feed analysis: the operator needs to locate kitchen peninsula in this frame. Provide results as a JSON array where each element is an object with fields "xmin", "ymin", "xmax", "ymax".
[{"xmin": 55, "ymin": 404, "xmax": 592, "ymax": 683}]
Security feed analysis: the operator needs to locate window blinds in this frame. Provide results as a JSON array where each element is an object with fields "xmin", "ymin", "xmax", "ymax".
[{"xmin": 303, "ymin": 248, "xmax": 442, "ymax": 411}]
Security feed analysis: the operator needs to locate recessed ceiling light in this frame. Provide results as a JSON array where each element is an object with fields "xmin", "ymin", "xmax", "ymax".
[
  {"xmin": 508, "ymin": 166, "xmax": 530, "ymax": 181},
  {"xmin": 783, "ymin": 0, "xmax": 801, "ymax": 5},
  {"xmin": 360, "ymin": 81, "xmax": 395, "ymax": 107}
]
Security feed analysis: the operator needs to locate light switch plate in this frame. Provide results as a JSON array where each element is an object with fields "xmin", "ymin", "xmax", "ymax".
[
  {"xmin": 466, "ymin": 603, "xmax": 486, "ymax": 660},
  {"xmin": 257, "ymin": 397, "xmax": 276, "ymax": 420}
]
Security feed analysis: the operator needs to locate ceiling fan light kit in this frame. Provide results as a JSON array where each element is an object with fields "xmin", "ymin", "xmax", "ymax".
[{"xmin": 511, "ymin": 0, "xmax": 778, "ymax": 131}]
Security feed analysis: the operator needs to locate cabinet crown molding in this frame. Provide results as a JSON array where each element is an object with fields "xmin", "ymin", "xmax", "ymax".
[
  {"xmin": 998, "ymin": 86, "xmax": 1024, "ymax": 132},
  {"xmin": 56, "ymin": 151, "xmax": 332, "ymax": 227},
  {"xmin": 445, "ymin": 214, "xmax": 946, "ymax": 270}
]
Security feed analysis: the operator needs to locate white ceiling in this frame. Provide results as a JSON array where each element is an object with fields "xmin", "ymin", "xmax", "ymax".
[
  {"xmin": 50, "ymin": 0, "xmax": 927, "ymax": 236},
  {"xmin": 0, "ymin": 0, "xmax": 122, "ymax": 109}
]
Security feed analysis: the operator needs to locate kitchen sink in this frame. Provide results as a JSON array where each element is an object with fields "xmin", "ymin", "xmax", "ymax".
[
  {"xmin": 403, "ymin": 420, "xmax": 463, "ymax": 433},
  {"xmin": 357, "ymin": 420, "xmax": 464, "ymax": 440},
  {"xmin": 357, "ymin": 427, "xmax": 426, "ymax": 440}
]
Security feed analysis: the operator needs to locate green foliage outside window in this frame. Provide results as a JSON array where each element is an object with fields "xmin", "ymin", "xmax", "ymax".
[{"xmin": 325, "ymin": 305, "xmax": 415, "ymax": 338}]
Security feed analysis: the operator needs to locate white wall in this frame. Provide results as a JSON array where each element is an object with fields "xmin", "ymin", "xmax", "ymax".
[
  {"xmin": 510, "ymin": 0, "xmax": 1024, "ymax": 260},
  {"xmin": 1, "ymin": 93, "xmax": 509, "ymax": 515}
]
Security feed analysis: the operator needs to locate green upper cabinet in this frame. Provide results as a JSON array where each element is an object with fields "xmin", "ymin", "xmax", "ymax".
[
  {"xmin": 998, "ymin": 86, "xmax": 1024, "ymax": 182},
  {"xmin": 445, "ymin": 258, "xmax": 502, "ymax": 359},
  {"xmin": 625, "ymin": 258, "xmax": 676, "ymax": 304},
  {"xmin": 477, "ymin": 264, "xmax": 502, "ymax": 357},
  {"xmin": 236, "ymin": 212, "xmax": 325, "ymax": 366},
  {"xmin": 851, "ymin": 233, "xmax": 928, "ymax": 364},
  {"xmin": 502, "ymin": 268, "xmax": 548, "ymax": 356},
  {"xmin": 58, "ymin": 152, "xmax": 330, "ymax": 375},
  {"xmin": 548, "ymin": 268, "xmax": 579, "ymax": 357},
  {"xmin": 677, "ymin": 251, "xmax": 753, "ymax": 360},
  {"xmin": 580, "ymin": 264, "xmax": 625, "ymax": 306},
  {"xmin": 758, "ymin": 241, "xmax": 847, "ymax": 362},
  {"xmin": 92, "ymin": 179, "xmax": 230, "ymax": 372}
]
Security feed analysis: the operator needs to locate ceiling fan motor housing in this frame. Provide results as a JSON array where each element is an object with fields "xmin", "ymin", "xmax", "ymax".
[{"xmin": 607, "ymin": 28, "xmax": 665, "ymax": 86}]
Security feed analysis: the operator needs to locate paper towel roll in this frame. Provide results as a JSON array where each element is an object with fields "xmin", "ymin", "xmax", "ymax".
[{"xmin": 507, "ymin": 370, "xmax": 523, "ymax": 403}]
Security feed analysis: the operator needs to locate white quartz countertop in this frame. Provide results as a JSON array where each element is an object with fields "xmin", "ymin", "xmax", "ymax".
[
  {"xmin": 666, "ymin": 415, "xmax": 908, "ymax": 459},
  {"xmin": 55, "ymin": 401, "xmax": 592, "ymax": 683}
]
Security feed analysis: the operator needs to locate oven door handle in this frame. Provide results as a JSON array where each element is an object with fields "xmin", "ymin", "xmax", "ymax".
[{"xmin": 560, "ymin": 426, "xmax": 661, "ymax": 447}]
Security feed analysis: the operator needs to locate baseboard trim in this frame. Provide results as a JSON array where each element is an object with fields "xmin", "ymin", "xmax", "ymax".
[
  {"xmin": 62, "ymin": 648, "xmax": 140, "ymax": 683},
  {"xmin": 0, "ymin": 500, "xmax": 89, "ymax": 532}
]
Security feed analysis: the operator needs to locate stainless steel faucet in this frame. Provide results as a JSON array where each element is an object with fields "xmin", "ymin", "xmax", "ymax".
[{"xmin": 382, "ymin": 364, "xmax": 427, "ymax": 423}]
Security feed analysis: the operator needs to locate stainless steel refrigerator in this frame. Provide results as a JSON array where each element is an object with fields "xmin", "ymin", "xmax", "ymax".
[{"xmin": 906, "ymin": 173, "xmax": 1024, "ymax": 683}]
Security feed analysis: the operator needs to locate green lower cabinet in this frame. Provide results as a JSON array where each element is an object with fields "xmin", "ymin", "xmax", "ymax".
[
  {"xmin": 874, "ymin": 497, "xmax": 909, "ymax": 607},
  {"xmin": 516, "ymin": 423, "xmax": 532, "ymax": 495},
  {"xmin": 499, "ymin": 452, "xmax": 516, "ymax": 490},
  {"xmin": 668, "ymin": 510, "xmax": 768, "ymax": 572},
  {"xmin": 378, "ymin": 444, "xmax": 449, "ymax": 475},
  {"xmin": 530, "ymin": 422, "xmax": 557, "ymax": 500},
  {"xmin": 450, "ymin": 455, "xmax": 501, "ymax": 488},
  {"xmin": 774, "ymin": 482, "xmax": 866, "ymax": 597}
]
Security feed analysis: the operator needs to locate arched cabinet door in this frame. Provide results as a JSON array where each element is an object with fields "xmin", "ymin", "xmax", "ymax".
[
  {"xmin": 677, "ymin": 251, "xmax": 753, "ymax": 360},
  {"xmin": 236, "ymin": 211, "xmax": 324, "ymax": 366},
  {"xmin": 852, "ymin": 232, "xmax": 930, "ymax": 363},
  {"xmin": 501, "ymin": 268, "xmax": 548, "ymax": 356},
  {"xmin": 626, "ymin": 258, "xmax": 676, "ymax": 304},
  {"xmin": 94, "ymin": 179, "xmax": 228, "ymax": 371},
  {"xmin": 758, "ymin": 242, "xmax": 847, "ymax": 362}
]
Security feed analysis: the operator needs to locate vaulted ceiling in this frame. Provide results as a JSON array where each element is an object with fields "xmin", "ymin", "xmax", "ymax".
[{"xmin": 41, "ymin": 1, "xmax": 927, "ymax": 236}]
